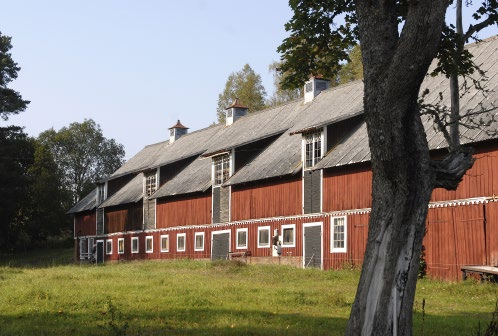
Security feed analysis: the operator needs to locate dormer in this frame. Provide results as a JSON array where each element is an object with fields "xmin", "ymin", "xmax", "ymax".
[
  {"xmin": 303, "ymin": 128, "xmax": 326, "ymax": 169},
  {"xmin": 169, "ymin": 120, "xmax": 188, "ymax": 143},
  {"xmin": 304, "ymin": 77, "xmax": 330, "ymax": 104},
  {"xmin": 225, "ymin": 98, "xmax": 248, "ymax": 126}
]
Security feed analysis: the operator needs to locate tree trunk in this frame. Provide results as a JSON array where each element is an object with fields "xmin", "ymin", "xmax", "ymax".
[{"xmin": 346, "ymin": 1, "xmax": 448, "ymax": 335}]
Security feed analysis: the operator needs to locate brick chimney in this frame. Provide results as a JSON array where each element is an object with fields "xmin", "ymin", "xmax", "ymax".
[
  {"xmin": 169, "ymin": 120, "xmax": 188, "ymax": 143},
  {"xmin": 225, "ymin": 98, "xmax": 248, "ymax": 126},
  {"xmin": 304, "ymin": 77, "xmax": 330, "ymax": 103}
]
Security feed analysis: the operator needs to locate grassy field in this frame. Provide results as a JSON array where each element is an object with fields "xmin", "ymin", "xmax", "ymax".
[{"xmin": 0, "ymin": 249, "xmax": 496, "ymax": 335}]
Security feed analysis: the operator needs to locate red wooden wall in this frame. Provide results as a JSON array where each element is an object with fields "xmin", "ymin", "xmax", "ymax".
[
  {"xmin": 231, "ymin": 176, "xmax": 302, "ymax": 221},
  {"xmin": 105, "ymin": 203, "xmax": 143, "ymax": 234},
  {"xmin": 156, "ymin": 192, "xmax": 212, "ymax": 228},
  {"xmin": 74, "ymin": 211, "xmax": 96, "ymax": 236}
]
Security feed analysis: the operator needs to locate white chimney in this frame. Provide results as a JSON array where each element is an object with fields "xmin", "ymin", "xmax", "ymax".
[
  {"xmin": 169, "ymin": 120, "xmax": 188, "ymax": 143},
  {"xmin": 304, "ymin": 77, "xmax": 330, "ymax": 104},
  {"xmin": 225, "ymin": 98, "xmax": 248, "ymax": 126}
]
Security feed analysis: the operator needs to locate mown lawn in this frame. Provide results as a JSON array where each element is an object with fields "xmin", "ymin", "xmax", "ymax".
[{"xmin": 0, "ymin": 249, "xmax": 496, "ymax": 335}]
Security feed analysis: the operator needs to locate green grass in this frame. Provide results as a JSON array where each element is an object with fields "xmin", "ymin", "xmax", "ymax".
[{"xmin": 0, "ymin": 249, "xmax": 496, "ymax": 335}]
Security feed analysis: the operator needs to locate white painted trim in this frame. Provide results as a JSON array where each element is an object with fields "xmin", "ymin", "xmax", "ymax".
[
  {"xmin": 303, "ymin": 222, "xmax": 323, "ymax": 269},
  {"xmin": 160, "ymin": 234, "xmax": 169, "ymax": 252},
  {"xmin": 194, "ymin": 232, "xmax": 205, "ymax": 251},
  {"xmin": 145, "ymin": 235, "xmax": 154, "ymax": 253},
  {"xmin": 106, "ymin": 238, "xmax": 113, "ymax": 255},
  {"xmin": 257, "ymin": 226, "xmax": 271, "ymax": 248},
  {"xmin": 177, "ymin": 233, "xmax": 186, "ymax": 252},
  {"xmin": 281, "ymin": 224, "xmax": 296, "ymax": 248},
  {"xmin": 331, "ymin": 216, "xmax": 347, "ymax": 253},
  {"xmin": 117, "ymin": 238, "xmax": 125, "ymax": 254},
  {"xmin": 236, "ymin": 228, "xmax": 248, "ymax": 249},
  {"xmin": 131, "ymin": 236, "xmax": 139, "ymax": 253}
]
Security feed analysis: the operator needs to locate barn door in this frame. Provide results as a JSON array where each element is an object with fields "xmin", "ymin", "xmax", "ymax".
[
  {"xmin": 211, "ymin": 230, "xmax": 230, "ymax": 261},
  {"xmin": 303, "ymin": 223, "xmax": 322, "ymax": 269},
  {"xmin": 96, "ymin": 240, "xmax": 105, "ymax": 264}
]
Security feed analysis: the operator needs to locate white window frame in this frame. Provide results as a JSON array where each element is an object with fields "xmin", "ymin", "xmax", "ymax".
[
  {"xmin": 145, "ymin": 171, "xmax": 157, "ymax": 197},
  {"xmin": 79, "ymin": 238, "xmax": 88, "ymax": 259},
  {"xmin": 145, "ymin": 236, "xmax": 153, "ymax": 253},
  {"xmin": 257, "ymin": 226, "xmax": 271, "ymax": 248},
  {"xmin": 236, "ymin": 228, "xmax": 248, "ymax": 249},
  {"xmin": 160, "ymin": 234, "xmax": 169, "ymax": 252},
  {"xmin": 131, "ymin": 237, "xmax": 139, "ymax": 254},
  {"xmin": 212, "ymin": 153, "xmax": 231, "ymax": 186},
  {"xmin": 106, "ymin": 239, "xmax": 113, "ymax": 255},
  {"xmin": 117, "ymin": 238, "xmax": 124, "ymax": 254},
  {"xmin": 281, "ymin": 224, "xmax": 296, "ymax": 247},
  {"xmin": 194, "ymin": 232, "xmax": 205, "ymax": 251},
  {"xmin": 303, "ymin": 130, "xmax": 324, "ymax": 169},
  {"xmin": 177, "ymin": 233, "xmax": 186, "ymax": 252},
  {"xmin": 331, "ymin": 216, "xmax": 347, "ymax": 253}
]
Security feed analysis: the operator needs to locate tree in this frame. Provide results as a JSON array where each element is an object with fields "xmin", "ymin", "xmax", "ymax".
[
  {"xmin": 278, "ymin": 1, "xmax": 498, "ymax": 334},
  {"xmin": 267, "ymin": 61, "xmax": 303, "ymax": 107},
  {"xmin": 38, "ymin": 119, "xmax": 125, "ymax": 204},
  {"xmin": 0, "ymin": 31, "xmax": 29, "ymax": 120},
  {"xmin": 216, "ymin": 64, "xmax": 266, "ymax": 123},
  {"xmin": 338, "ymin": 44, "xmax": 363, "ymax": 85}
]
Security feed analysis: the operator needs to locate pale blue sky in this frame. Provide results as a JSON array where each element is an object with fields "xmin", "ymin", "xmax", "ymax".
[{"xmin": 1, "ymin": 1, "xmax": 497, "ymax": 159}]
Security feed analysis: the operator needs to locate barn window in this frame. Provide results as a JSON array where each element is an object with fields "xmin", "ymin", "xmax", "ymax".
[
  {"xmin": 236, "ymin": 228, "xmax": 248, "ymax": 249},
  {"xmin": 194, "ymin": 232, "xmax": 204, "ymax": 251},
  {"xmin": 79, "ymin": 238, "xmax": 88, "ymax": 259},
  {"xmin": 177, "ymin": 233, "xmax": 186, "ymax": 252},
  {"xmin": 106, "ymin": 239, "xmax": 113, "ymax": 255},
  {"xmin": 282, "ymin": 224, "xmax": 296, "ymax": 247},
  {"xmin": 258, "ymin": 226, "xmax": 270, "ymax": 248},
  {"xmin": 331, "ymin": 216, "xmax": 347, "ymax": 253},
  {"xmin": 145, "ymin": 172, "xmax": 157, "ymax": 197},
  {"xmin": 131, "ymin": 237, "xmax": 139, "ymax": 253},
  {"xmin": 145, "ymin": 236, "xmax": 153, "ymax": 253},
  {"xmin": 160, "ymin": 235, "xmax": 169, "ymax": 252},
  {"xmin": 213, "ymin": 154, "xmax": 230, "ymax": 185},
  {"xmin": 118, "ymin": 238, "xmax": 124, "ymax": 254},
  {"xmin": 304, "ymin": 131, "xmax": 322, "ymax": 169}
]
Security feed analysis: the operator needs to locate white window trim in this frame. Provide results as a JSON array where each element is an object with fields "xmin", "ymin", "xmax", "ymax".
[
  {"xmin": 281, "ymin": 224, "xmax": 296, "ymax": 248},
  {"xmin": 257, "ymin": 226, "xmax": 271, "ymax": 248},
  {"xmin": 117, "ymin": 238, "xmax": 125, "ymax": 254},
  {"xmin": 160, "ymin": 234, "xmax": 169, "ymax": 252},
  {"xmin": 331, "ymin": 216, "xmax": 347, "ymax": 253},
  {"xmin": 194, "ymin": 232, "xmax": 205, "ymax": 251},
  {"xmin": 302, "ymin": 129, "xmax": 325, "ymax": 170},
  {"xmin": 212, "ymin": 152, "xmax": 232, "ymax": 186},
  {"xmin": 177, "ymin": 233, "xmax": 186, "ymax": 252},
  {"xmin": 131, "ymin": 237, "xmax": 139, "ymax": 254},
  {"xmin": 145, "ymin": 236, "xmax": 154, "ymax": 253},
  {"xmin": 106, "ymin": 239, "xmax": 113, "ymax": 255},
  {"xmin": 236, "ymin": 228, "xmax": 248, "ymax": 249}
]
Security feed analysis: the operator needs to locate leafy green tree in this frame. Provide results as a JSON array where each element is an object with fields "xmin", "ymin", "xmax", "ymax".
[
  {"xmin": 0, "ymin": 31, "xmax": 29, "ymax": 120},
  {"xmin": 38, "ymin": 119, "xmax": 125, "ymax": 204},
  {"xmin": 338, "ymin": 44, "xmax": 363, "ymax": 85},
  {"xmin": 278, "ymin": 1, "xmax": 498, "ymax": 334},
  {"xmin": 267, "ymin": 61, "xmax": 303, "ymax": 107},
  {"xmin": 216, "ymin": 64, "xmax": 266, "ymax": 123}
]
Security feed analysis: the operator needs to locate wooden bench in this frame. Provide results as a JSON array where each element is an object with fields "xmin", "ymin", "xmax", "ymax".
[
  {"xmin": 228, "ymin": 250, "xmax": 252, "ymax": 261},
  {"xmin": 461, "ymin": 265, "xmax": 498, "ymax": 282}
]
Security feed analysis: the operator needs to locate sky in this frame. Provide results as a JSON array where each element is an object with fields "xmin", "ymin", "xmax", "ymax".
[{"xmin": 1, "ymin": 1, "xmax": 497, "ymax": 159}]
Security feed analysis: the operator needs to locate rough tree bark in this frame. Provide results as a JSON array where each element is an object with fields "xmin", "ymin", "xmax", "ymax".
[{"xmin": 346, "ymin": 2, "xmax": 449, "ymax": 335}]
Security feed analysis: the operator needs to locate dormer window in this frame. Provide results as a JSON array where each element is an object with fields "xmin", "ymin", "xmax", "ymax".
[
  {"xmin": 304, "ymin": 131, "xmax": 322, "ymax": 169},
  {"xmin": 213, "ymin": 154, "xmax": 230, "ymax": 185},
  {"xmin": 145, "ymin": 172, "xmax": 157, "ymax": 197}
]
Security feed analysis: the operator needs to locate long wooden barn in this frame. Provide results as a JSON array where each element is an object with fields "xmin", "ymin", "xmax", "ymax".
[{"xmin": 69, "ymin": 36, "xmax": 498, "ymax": 281}]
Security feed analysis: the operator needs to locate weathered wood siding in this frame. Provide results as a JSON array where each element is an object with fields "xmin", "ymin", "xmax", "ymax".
[
  {"xmin": 231, "ymin": 176, "xmax": 302, "ymax": 221},
  {"xmin": 323, "ymin": 165, "xmax": 373, "ymax": 212},
  {"xmin": 105, "ymin": 203, "xmax": 143, "ymax": 233},
  {"xmin": 156, "ymin": 192, "xmax": 211, "ymax": 228},
  {"xmin": 431, "ymin": 144, "xmax": 498, "ymax": 202},
  {"xmin": 74, "ymin": 211, "xmax": 96, "ymax": 236},
  {"xmin": 486, "ymin": 201, "xmax": 498, "ymax": 266}
]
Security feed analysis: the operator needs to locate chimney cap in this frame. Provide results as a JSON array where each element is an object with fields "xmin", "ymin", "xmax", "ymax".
[
  {"xmin": 225, "ymin": 98, "xmax": 248, "ymax": 110},
  {"xmin": 169, "ymin": 120, "xmax": 189, "ymax": 130}
]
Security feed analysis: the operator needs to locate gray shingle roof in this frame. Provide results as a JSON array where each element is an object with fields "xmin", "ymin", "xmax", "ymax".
[
  {"xmin": 99, "ymin": 173, "xmax": 144, "ymax": 208},
  {"xmin": 67, "ymin": 188, "xmax": 97, "ymax": 214},
  {"xmin": 150, "ymin": 156, "xmax": 212, "ymax": 198},
  {"xmin": 110, "ymin": 142, "xmax": 166, "ymax": 178}
]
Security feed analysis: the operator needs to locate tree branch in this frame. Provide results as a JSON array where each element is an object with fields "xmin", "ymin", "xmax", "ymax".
[{"xmin": 432, "ymin": 147, "xmax": 475, "ymax": 190}]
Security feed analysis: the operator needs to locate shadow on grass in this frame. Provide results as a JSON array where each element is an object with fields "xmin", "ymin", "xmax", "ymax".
[{"xmin": 0, "ymin": 248, "xmax": 74, "ymax": 268}]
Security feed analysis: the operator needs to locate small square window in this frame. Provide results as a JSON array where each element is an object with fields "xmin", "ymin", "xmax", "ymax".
[
  {"xmin": 131, "ymin": 237, "xmax": 139, "ymax": 253},
  {"xmin": 282, "ymin": 224, "xmax": 296, "ymax": 247},
  {"xmin": 236, "ymin": 228, "xmax": 248, "ymax": 249},
  {"xmin": 177, "ymin": 233, "xmax": 186, "ymax": 252},
  {"xmin": 331, "ymin": 216, "xmax": 347, "ymax": 253},
  {"xmin": 160, "ymin": 235, "xmax": 169, "ymax": 252},
  {"xmin": 106, "ymin": 239, "xmax": 113, "ymax": 255},
  {"xmin": 194, "ymin": 232, "xmax": 204, "ymax": 251},
  {"xmin": 118, "ymin": 238, "xmax": 124, "ymax": 254},
  {"xmin": 258, "ymin": 226, "xmax": 270, "ymax": 248},
  {"xmin": 145, "ymin": 236, "xmax": 153, "ymax": 253}
]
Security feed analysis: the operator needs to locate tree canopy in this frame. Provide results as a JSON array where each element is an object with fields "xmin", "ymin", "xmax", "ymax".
[
  {"xmin": 216, "ymin": 64, "xmax": 267, "ymax": 123},
  {"xmin": 278, "ymin": 1, "xmax": 498, "ymax": 335},
  {"xmin": 38, "ymin": 119, "xmax": 125, "ymax": 204}
]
